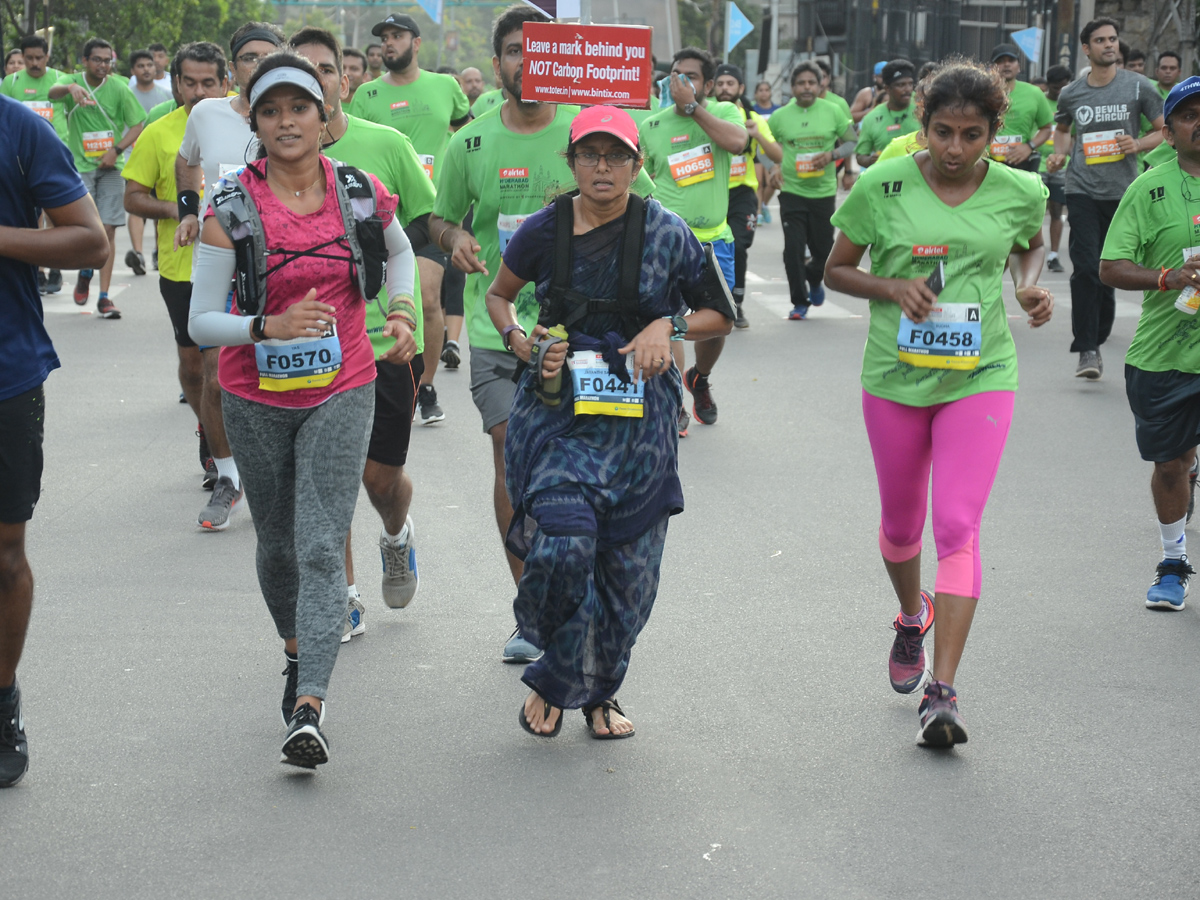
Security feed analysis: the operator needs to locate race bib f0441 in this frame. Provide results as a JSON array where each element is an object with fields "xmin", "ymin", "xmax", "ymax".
[{"xmin": 568, "ymin": 352, "xmax": 644, "ymax": 418}]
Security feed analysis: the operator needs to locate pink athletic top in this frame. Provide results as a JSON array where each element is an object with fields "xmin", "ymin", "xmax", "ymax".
[{"xmin": 207, "ymin": 155, "xmax": 397, "ymax": 408}]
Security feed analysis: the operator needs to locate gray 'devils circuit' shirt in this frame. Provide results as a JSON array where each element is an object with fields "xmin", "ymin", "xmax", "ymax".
[{"xmin": 1054, "ymin": 68, "xmax": 1163, "ymax": 200}]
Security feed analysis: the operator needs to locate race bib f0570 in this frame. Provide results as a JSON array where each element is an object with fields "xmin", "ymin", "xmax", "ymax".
[
  {"xmin": 255, "ymin": 325, "xmax": 342, "ymax": 391},
  {"xmin": 668, "ymin": 143, "xmax": 715, "ymax": 186}
]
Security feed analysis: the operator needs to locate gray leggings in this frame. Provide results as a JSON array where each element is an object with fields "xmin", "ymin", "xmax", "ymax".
[{"xmin": 222, "ymin": 384, "xmax": 374, "ymax": 699}]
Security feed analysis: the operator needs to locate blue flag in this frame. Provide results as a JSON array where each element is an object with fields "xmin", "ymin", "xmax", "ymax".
[
  {"xmin": 1011, "ymin": 27, "xmax": 1043, "ymax": 64},
  {"xmin": 418, "ymin": 0, "xmax": 444, "ymax": 25},
  {"xmin": 726, "ymin": 2, "xmax": 754, "ymax": 55}
]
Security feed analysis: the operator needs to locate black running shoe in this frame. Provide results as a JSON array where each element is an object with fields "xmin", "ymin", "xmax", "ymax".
[
  {"xmin": 280, "ymin": 656, "xmax": 326, "ymax": 727},
  {"xmin": 46, "ymin": 269, "xmax": 63, "ymax": 294},
  {"xmin": 281, "ymin": 703, "xmax": 329, "ymax": 769},
  {"xmin": 1046, "ymin": 257, "xmax": 1065, "ymax": 273},
  {"xmin": 440, "ymin": 339, "xmax": 461, "ymax": 369},
  {"xmin": 37, "ymin": 270, "xmax": 47, "ymax": 295},
  {"xmin": 683, "ymin": 366, "xmax": 718, "ymax": 425},
  {"xmin": 124, "ymin": 249, "xmax": 146, "ymax": 276},
  {"xmin": 0, "ymin": 680, "xmax": 29, "ymax": 788}
]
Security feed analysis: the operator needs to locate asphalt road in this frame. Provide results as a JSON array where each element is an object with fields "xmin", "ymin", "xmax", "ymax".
[{"xmin": 4, "ymin": 203, "xmax": 1198, "ymax": 899}]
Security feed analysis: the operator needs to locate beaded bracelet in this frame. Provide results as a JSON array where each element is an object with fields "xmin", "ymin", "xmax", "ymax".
[{"xmin": 1159, "ymin": 267, "xmax": 1172, "ymax": 292}]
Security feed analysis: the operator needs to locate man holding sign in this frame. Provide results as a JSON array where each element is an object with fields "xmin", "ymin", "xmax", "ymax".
[
  {"xmin": 767, "ymin": 61, "xmax": 856, "ymax": 320},
  {"xmin": 48, "ymin": 38, "xmax": 146, "ymax": 318},
  {"xmin": 639, "ymin": 47, "xmax": 746, "ymax": 433},
  {"xmin": 1047, "ymin": 17, "xmax": 1163, "ymax": 379}
]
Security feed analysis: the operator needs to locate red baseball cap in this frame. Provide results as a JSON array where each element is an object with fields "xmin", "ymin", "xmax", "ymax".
[{"xmin": 569, "ymin": 105, "xmax": 639, "ymax": 152}]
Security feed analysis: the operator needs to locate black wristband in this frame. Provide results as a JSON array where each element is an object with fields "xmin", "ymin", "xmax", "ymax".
[{"xmin": 178, "ymin": 190, "xmax": 200, "ymax": 220}]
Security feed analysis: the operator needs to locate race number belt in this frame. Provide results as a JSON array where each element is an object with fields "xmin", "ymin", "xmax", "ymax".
[
  {"xmin": 497, "ymin": 211, "xmax": 532, "ymax": 255},
  {"xmin": 989, "ymin": 134, "xmax": 1024, "ymax": 160},
  {"xmin": 668, "ymin": 143, "xmax": 715, "ymax": 186},
  {"xmin": 82, "ymin": 129, "xmax": 114, "ymax": 158},
  {"xmin": 1082, "ymin": 129, "xmax": 1124, "ymax": 165},
  {"xmin": 255, "ymin": 325, "xmax": 343, "ymax": 392},
  {"xmin": 418, "ymin": 154, "xmax": 435, "ymax": 180},
  {"xmin": 24, "ymin": 100, "xmax": 53, "ymax": 122},
  {"xmin": 795, "ymin": 152, "xmax": 825, "ymax": 178},
  {"xmin": 567, "ymin": 352, "xmax": 644, "ymax": 418},
  {"xmin": 897, "ymin": 303, "xmax": 981, "ymax": 370}
]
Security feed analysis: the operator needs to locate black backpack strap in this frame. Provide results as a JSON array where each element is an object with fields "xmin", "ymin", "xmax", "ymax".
[
  {"xmin": 551, "ymin": 193, "xmax": 574, "ymax": 294},
  {"xmin": 616, "ymin": 195, "xmax": 646, "ymax": 325}
]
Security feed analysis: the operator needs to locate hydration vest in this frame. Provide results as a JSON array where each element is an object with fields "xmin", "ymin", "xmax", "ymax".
[
  {"xmin": 539, "ymin": 193, "xmax": 655, "ymax": 340},
  {"xmin": 208, "ymin": 161, "xmax": 388, "ymax": 317}
]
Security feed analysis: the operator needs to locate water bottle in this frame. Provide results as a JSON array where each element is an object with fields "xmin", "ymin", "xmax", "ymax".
[{"xmin": 536, "ymin": 324, "xmax": 569, "ymax": 407}]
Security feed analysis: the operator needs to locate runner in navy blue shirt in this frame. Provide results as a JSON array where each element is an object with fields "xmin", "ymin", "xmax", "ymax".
[{"xmin": 0, "ymin": 94, "xmax": 108, "ymax": 787}]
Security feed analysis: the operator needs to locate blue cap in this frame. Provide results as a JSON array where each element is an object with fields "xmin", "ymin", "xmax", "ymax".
[
  {"xmin": 874, "ymin": 61, "xmax": 886, "ymax": 76},
  {"xmin": 1165, "ymin": 76, "xmax": 1200, "ymax": 121}
]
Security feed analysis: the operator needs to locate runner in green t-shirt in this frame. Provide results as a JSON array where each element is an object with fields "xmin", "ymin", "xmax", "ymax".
[
  {"xmin": 815, "ymin": 57, "xmax": 858, "ymax": 191},
  {"xmin": 291, "ymin": 27, "xmax": 436, "ymax": 617},
  {"xmin": 1155, "ymin": 52, "xmax": 1180, "ymax": 101},
  {"xmin": 428, "ymin": 5, "xmax": 590, "ymax": 663},
  {"xmin": 470, "ymin": 87, "xmax": 503, "ymax": 118},
  {"xmin": 714, "ymin": 62, "xmax": 781, "ymax": 329},
  {"xmin": 1041, "ymin": 65, "xmax": 1073, "ymax": 272},
  {"xmin": 639, "ymin": 47, "xmax": 747, "ymax": 432},
  {"xmin": 768, "ymin": 61, "xmax": 856, "ymax": 318},
  {"xmin": 1099, "ymin": 79, "xmax": 1200, "ymax": 611},
  {"xmin": 348, "ymin": 12, "xmax": 472, "ymax": 424},
  {"xmin": 122, "ymin": 42, "xmax": 229, "ymax": 528},
  {"xmin": 2, "ymin": 36, "xmax": 68, "ymax": 294},
  {"xmin": 48, "ymin": 38, "xmax": 146, "ymax": 317},
  {"xmin": 988, "ymin": 44, "xmax": 1053, "ymax": 171},
  {"xmin": 856, "ymin": 59, "xmax": 919, "ymax": 167},
  {"xmin": 826, "ymin": 61, "xmax": 1052, "ymax": 749},
  {"xmin": 0, "ymin": 37, "xmax": 66, "ymax": 140}
]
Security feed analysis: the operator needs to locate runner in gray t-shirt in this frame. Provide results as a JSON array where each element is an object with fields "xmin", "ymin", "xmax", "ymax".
[{"xmin": 1046, "ymin": 17, "xmax": 1165, "ymax": 380}]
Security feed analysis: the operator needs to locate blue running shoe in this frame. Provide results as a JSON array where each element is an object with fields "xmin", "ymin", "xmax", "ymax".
[
  {"xmin": 1147, "ymin": 556, "xmax": 1193, "ymax": 610},
  {"xmin": 788, "ymin": 305, "xmax": 809, "ymax": 320},
  {"xmin": 809, "ymin": 282, "xmax": 826, "ymax": 306},
  {"xmin": 503, "ymin": 625, "xmax": 543, "ymax": 663}
]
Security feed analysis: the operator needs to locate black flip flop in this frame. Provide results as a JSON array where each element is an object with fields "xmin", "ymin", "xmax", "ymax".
[
  {"xmin": 582, "ymin": 697, "xmax": 635, "ymax": 740},
  {"xmin": 519, "ymin": 697, "xmax": 562, "ymax": 737}
]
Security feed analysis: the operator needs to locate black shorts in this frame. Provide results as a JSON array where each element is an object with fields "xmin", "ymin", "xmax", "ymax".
[
  {"xmin": 368, "ymin": 355, "xmax": 425, "ymax": 467},
  {"xmin": 441, "ymin": 258, "xmax": 465, "ymax": 318},
  {"xmin": 0, "ymin": 386, "xmax": 46, "ymax": 523},
  {"xmin": 417, "ymin": 242, "xmax": 449, "ymax": 264},
  {"xmin": 1045, "ymin": 179, "xmax": 1066, "ymax": 206},
  {"xmin": 159, "ymin": 277, "xmax": 197, "ymax": 348},
  {"xmin": 1125, "ymin": 365, "xmax": 1200, "ymax": 462},
  {"xmin": 728, "ymin": 184, "xmax": 758, "ymax": 250}
]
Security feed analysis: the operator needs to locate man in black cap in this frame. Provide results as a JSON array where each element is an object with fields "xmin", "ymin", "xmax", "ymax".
[
  {"xmin": 713, "ymin": 62, "xmax": 781, "ymax": 328},
  {"xmin": 855, "ymin": 59, "xmax": 917, "ymax": 168},
  {"xmin": 988, "ymin": 44, "xmax": 1054, "ymax": 172},
  {"xmin": 349, "ymin": 13, "xmax": 471, "ymax": 426}
]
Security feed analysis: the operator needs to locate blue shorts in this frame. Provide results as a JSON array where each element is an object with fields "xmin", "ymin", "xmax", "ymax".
[{"xmin": 711, "ymin": 238, "xmax": 735, "ymax": 289}]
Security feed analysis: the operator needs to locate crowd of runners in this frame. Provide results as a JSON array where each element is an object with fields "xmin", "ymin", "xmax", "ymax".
[{"xmin": 2, "ymin": 9, "xmax": 1198, "ymax": 779}]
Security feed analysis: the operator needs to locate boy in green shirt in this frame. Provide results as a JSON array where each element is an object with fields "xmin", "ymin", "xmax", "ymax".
[
  {"xmin": 768, "ymin": 61, "xmax": 857, "ymax": 318},
  {"xmin": 349, "ymin": 12, "xmax": 472, "ymax": 422},
  {"xmin": 639, "ymin": 47, "xmax": 747, "ymax": 430},
  {"xmin": 48, "ymin": 37, "xmax": 146, "ymax": 317},
  {"xmin": 1100, "ymin": 78, "xmax": 1200, "ymax": 611},
  {"xmin": 856, "ymin": 59, "xmax": 918, "ymax": 167}
]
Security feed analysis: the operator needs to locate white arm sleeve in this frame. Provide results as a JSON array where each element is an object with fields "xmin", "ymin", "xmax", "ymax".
[
  {"xmin": 188, "ymin": 243, "xmax": 254, "ymax": 346},
  {"xmin": 384, "ymin": 216, "xmax": 416, "ymax": 302}
]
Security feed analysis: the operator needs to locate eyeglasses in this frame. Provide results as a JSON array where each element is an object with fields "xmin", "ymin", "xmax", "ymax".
[
  {"xmin": 573, "ymin": 151, "xmax": 635, "ymax": 167},
  {"xmin": 87, "ymin": 56, "xmax": 113, "ymax": 65},
  {"xmin": 237, "ymin": 53, "xmax": 265, "ymax": 65}
]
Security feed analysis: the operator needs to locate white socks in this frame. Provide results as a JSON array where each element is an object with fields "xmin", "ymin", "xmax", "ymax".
[
  {"xmin": 1047, "ymin": 251, "xmax": 1058, "ymax": 262},
  {"xmin": 383, "ymin": 523, "xmax": 409, "ymax": 546},
  {"xmin": 347, "ymin": 583, "xmax": 358, "ymax": 600},
  {"xmin": 1160, "ymin": 516, "xmax": 1187, "ymax": 559},
  {"xmin": 214, "ymin": 456, "xmax": 240, "ymax": 490}
]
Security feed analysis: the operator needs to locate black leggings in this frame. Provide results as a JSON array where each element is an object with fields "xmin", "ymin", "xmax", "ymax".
[
  {"xmin": 779, "ymin": 192, "xmax": 836, "ymax": 307},
  {"xmin": 727, "ymin": 185, "xmax": 758, "ymax": 304}
]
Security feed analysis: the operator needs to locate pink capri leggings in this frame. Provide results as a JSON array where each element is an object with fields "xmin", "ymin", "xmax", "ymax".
[{"xmin": 861, "ymin": 389, "xmax": 1015, "ymax": 599}]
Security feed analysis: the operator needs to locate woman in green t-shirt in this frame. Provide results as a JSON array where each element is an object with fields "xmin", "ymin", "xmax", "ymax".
[{"xmin": 826, "ymin": 62, "xmax": 1053, "ymax": 748}]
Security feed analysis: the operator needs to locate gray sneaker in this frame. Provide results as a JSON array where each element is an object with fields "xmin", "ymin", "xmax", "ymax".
[
  {"xmin": 341, "ymin": 593, "xmax": 366, "ymax": 643},
  {"xmin": 1075, "ymin": 350, "xmax": 1102, "ymax": 380},
  {"xmin": 198, "ymin": 476, "xmax": 243, "ymax": 530},
  {"xmin": 733, "ymin": 303, "xmax": 749, "ymax": 329},
  {"xmin": 379, "ymin": 517, "xmax": 418, "ymax": 608},
  {"xmin": 502, "ymin": 625, "xmax": 543, "ymax": 663}
]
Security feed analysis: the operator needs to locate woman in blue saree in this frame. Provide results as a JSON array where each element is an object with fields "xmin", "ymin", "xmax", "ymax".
[{"xmin": 485, "ymin": 106, "xmax": 734, "ymax": 738}]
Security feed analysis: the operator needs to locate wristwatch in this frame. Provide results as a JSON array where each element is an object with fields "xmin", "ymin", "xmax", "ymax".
[
  {"xmin": 251, "ymin": 315, "xmax": 267, "ymax": 342},
  {"xmin": 668, "ymin": 315, "xmax": 688, "ymax": 341},
  {"xmin": 682, "ymin": 101, "xmax": 697, "ymax": 116},
  {"xmin": 501, "ymin": 323, "xmax": 526, "ymax": 352}
]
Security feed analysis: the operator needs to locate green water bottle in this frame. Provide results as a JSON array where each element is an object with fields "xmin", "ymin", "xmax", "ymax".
[{"xmin": 536, "ymin": 324, "xmax": 569, "ymax": 407}]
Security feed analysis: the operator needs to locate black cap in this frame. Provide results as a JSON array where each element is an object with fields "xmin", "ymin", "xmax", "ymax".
[
  {"xmin": 714, "ymin": 63, "xmax": 744, "ymax": 85},
  {"xmin": 372, "ymin": 13, "xmax": 420, "ymax": 38},
  {"xmin": 991, "ymin": 43, "xmax": 1020, "ymax": 62}
]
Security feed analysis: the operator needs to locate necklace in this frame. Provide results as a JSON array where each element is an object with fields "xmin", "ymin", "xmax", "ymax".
[
  {"xmin": 321, "ymin": 112, "xmax": 349, "ymax": 148},
  {"xmin": 266, "ymin": 164, "xmax": 323, "ymax": 197}
]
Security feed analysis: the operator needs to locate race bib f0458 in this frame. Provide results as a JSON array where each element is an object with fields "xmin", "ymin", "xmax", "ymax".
[{"xmin": 897, "ymin": 304, "xmax": 982, "ymax": 370}]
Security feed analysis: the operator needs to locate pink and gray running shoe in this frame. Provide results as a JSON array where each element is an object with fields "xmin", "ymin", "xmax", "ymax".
[
  {"xmin": 889, "ymin": 590, "xmax": 934, "ymax": 694},
  {"xmin": 916, "ymin": 679, "xmax": 968, "ymax": 747}
]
